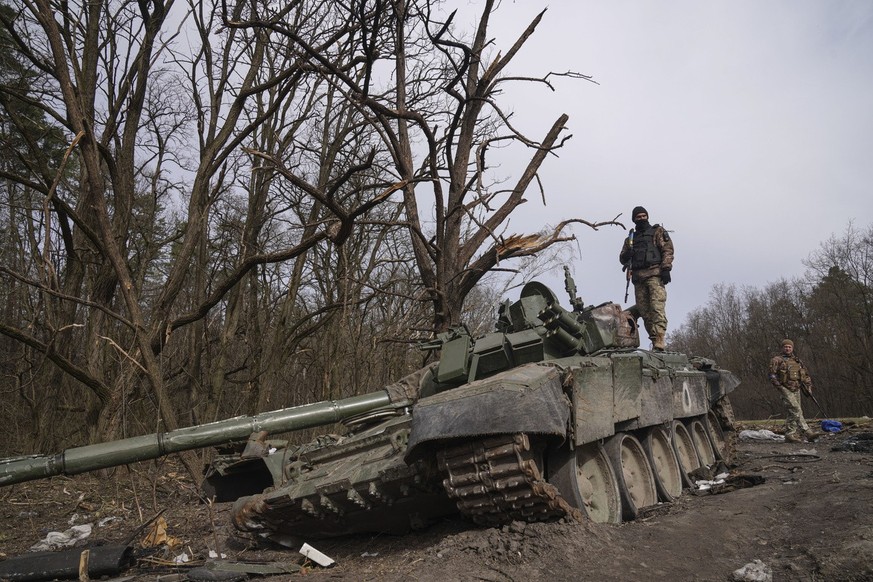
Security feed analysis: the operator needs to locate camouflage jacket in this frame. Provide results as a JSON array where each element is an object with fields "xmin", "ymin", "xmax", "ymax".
[
  {"xmin": 768, "ymin": 354, "xmax": 813, "ymax": 392},
  {"xmin": 619, "ymin": 224, "xmax": 674, "ymax": 283}
]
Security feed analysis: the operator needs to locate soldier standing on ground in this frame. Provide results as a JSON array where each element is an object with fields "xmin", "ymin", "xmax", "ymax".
[
  {"xmin": 619, "ymin": 206, "xmax": 674, "ymax": 351},
  {"xmin": 768, "ymin": 338, "xmax": 816, "ymax": 443}
]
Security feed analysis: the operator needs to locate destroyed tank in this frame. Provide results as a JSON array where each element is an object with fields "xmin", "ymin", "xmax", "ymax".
[{"xmin": 0, "ymin": 268, "xmax": 738, "ymax": 542}]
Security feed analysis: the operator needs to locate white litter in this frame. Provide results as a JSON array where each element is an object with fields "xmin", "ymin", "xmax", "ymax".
[
  {"xmin": 695, "ymin": 478, "xmax": 726, "ymax": 491},
  {"xmin": 739, "ymin": 429, "xmax": 785, "ymax": 442},
  {"xmin": 172, "ymin": 552, "xmax": 190, "ymax": 564},
  {"xmin": 732, "ymin": 559, "xmax": 772, "ymax": 581},
  {"xmin": 208, "ymin": 550, "xmax": 227, "ymax": 559},
  {"xmin": 29, "ymin": 523, "xmax": 93, "ymax": 551},
  {"xmin": 300, "ymin": 543, "xmax": 335, "ymax": 567}
]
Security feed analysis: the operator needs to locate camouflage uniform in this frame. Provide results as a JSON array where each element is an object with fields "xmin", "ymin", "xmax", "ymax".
[
  {"xmin": 619, "ymin": 224, "xmax": 674, "ymax": 349},
  {"xmin": 768, "ymin": 349, "xmax": 813, "ymax": 438}
]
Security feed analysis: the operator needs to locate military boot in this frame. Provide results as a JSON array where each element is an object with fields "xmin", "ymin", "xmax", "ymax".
[
  {"xmin": 784, "ymin": 433, "xmax": 802, "ymax": 443},
  {"xmin": 653, "ymin": 334, "xmax": 665, "ymax": 352},
  {"xmin": 804, "ymin": 429, "xmax": 818, "ymax": 441}
]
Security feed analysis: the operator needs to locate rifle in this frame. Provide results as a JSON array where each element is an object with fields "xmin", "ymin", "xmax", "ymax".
[
  {"xmin": 623, "ymin": 229, "xmax": 634, "ymax": 303},
  {"xmin": 623, "ymin": 265, "xmax": 632, "ymax": 303},
  {"xmin": 801, "ymin": 385, "xmax": 829, "ymax": 419}
]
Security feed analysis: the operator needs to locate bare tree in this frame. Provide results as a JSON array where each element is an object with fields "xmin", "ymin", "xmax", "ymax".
[
  {"xmin": 672, "ymin": 223, "xmax": 873, "ymax": 420},
  {"xmin": 0, "ymin": 0, "xmax": 399, "ymax": 454},
  {"xmin": 803, "ymin": 223, "xmax": 873, "ymax": 414},
  {"xmin": 234, "ymin": 0, "xmax": 611, "ymax": 332},
  {"xmin": 363, "ymin": 1, "xmax": 607, "ymax": 331}
]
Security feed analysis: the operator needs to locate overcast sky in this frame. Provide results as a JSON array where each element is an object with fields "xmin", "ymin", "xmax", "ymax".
[{"xmin": 453, "ymin": 1, "xmax": 873, "ymax": 335}]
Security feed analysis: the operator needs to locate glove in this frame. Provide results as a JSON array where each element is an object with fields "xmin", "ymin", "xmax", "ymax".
[
  {"xmin": 771, "ymin": 379, "xmax": 781, "ymax": 387},
  {"xmin": 660, "ymin": 271, "xmax": 671, "ymax": 285}
]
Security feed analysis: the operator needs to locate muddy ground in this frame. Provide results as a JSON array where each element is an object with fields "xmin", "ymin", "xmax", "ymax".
[{"xmin": 2, "ymin": 421, "xmax": 873, "ymax": 582}]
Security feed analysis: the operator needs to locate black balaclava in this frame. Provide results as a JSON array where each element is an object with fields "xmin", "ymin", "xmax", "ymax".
[{"xmin": 632, "ymin": 206, "xmax": 650, "ymax": 230}]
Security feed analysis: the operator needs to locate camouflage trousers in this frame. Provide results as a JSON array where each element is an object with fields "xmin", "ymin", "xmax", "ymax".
[
  {"xmin": 634, "ymin": 276, "xmax": 668, "ymax": 342},
  {"xmin": 778, "ymin": 385, "xmax": 809, "ymax": 435}
]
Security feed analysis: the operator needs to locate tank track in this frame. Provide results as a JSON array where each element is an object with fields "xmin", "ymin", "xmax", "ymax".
[{"xmin": 437, "ymin": 433, "xmax": 583, "ymax": 526}]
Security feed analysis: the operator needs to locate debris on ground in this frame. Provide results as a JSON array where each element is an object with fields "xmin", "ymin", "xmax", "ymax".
[
  {"xmin": 739, "ymin": 429, "xmax": 785, "ymax": 442},
  {"xmin": 693, "ymin": 472, "xmax": 729, "ymax": 491},
  {"xmin": 187, "ymin": 560, "xmax": 301, "ymax": 581},
  {"xmin": 299, "ymin": 543, "xmax": 335, "ymax": 568},
  {"xmin": 832, "ymin": 432, "xmax": 873, "ymax": 453},
  {"xmin": 141, "ymin": 516, "xmax": 182, "ymax": 550},
  {"xmin": 692, "ymin": 473, "xmax": 766, "ymax": 495},
  {"xmin": 732, "ymin": 559, "xmax": 773, "ymax": 582},
  {"xmin": 28, "ymin": 524, "xmax": 92, "ymax": 552}
]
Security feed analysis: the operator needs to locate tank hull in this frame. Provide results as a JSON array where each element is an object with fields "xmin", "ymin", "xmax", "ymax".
[{"xmin": 231, "ymin": 350, "xmax": 738, "ymax": 539}]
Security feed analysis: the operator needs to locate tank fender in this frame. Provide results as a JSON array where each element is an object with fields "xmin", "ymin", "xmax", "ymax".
[
  {"xmin": 690, "ymin": 357, "xmax": 741, "ymax": 401},
  {"xmin": 708, "ymin": 369, "xmax": 741, "ymax": 401},
  {"xmin": 404, "ymin": 363, "xmax": 570, "ymax": 462}
]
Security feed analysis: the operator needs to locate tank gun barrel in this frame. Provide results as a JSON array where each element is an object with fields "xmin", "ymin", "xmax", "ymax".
[{"xmin": 0, "ymin": 390, "xmax": 392, "ymax": 487}]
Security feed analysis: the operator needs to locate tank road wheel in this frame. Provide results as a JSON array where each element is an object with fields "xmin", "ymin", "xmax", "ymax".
[
  {"xmin": 603, "ymin": 433, "xmax": 658, "ymax": 521},
  {"xmin": 671, "ymin": 420, "xmax": 701, "ymax": 489},
  {"xmin": 705, "ymin": 410, "xmax": 729, "ymax": 461},
  {"xmin": 641, "ymin": 426, "xmax": 682, "ymax": 502},
  {"xmin": 687, "ymin": 418, "xmax": 717, "ymax": 468},
  {"xmin": 547, "ymin": 442, "xmax": 622, "ymax": 524}
]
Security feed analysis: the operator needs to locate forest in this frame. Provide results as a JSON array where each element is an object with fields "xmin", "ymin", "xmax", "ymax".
[
  {"xmin": 1, "ymin": 0, "xmax": 870, "ymax": 465},
  {"xmin": 672, "ymin": 222, "xmax": 873, "ymax": 422}
]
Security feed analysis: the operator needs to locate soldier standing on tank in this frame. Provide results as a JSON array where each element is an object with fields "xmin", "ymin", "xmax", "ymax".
[
  {"xmin": 769, "ymin": 338, "xmax": 816, "ymax": 443},
  {"xmin": 619, "ymin": 206, "xmax": 674, "ymax": 351}
]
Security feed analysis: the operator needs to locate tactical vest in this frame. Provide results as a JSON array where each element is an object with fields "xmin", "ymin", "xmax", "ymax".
[
  {"xmin": 630, "ymin": 225, "xmax": 662, "ymax": 270},
  {"xmin": 777, "ymin": 357, "xmax": 803, "ymax": 384}
]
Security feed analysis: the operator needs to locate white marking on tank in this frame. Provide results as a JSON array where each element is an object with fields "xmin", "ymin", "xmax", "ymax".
[{"xmin": 682, "ymin": 380, "xmax": 692, "ymax": 412}]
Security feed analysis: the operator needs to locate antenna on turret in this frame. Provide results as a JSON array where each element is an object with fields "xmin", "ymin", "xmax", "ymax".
[{"xmin": 563, "ymin": 266, "xmax": 585, "ymax": 312}]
